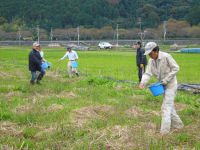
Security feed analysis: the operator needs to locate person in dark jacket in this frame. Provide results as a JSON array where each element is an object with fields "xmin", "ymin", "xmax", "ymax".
[
  {"xmin": 135, "ymin": 41, "xmax": 147, "ymax": 82},
  {"xmin": 29, "ymin": 42, "xmax": 45, "ymax": 84}
]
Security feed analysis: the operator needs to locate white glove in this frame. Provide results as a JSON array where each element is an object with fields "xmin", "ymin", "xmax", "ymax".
[{"xmin": 161, "ymin": 79, "xmax": 167, "ymax": 85}]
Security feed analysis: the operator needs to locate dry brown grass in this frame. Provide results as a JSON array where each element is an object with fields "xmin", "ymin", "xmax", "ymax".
[
  {"xmin": 93, "ymin": 122, "xmax": 158, "ymax": 150},
  {"xmin": 45, "ymin": 71, "xmax": 61, "ymax": 78},
  {"xmin": 124, "ymin": 106, "xmax": 143, "ymax": 117},
  {"xmin": 175, "ymin": 103, "xmax": 188, "ymax": 111},
  {"xmin": 150, "ymin": 110, "xmax": 161, "ymax": 116},
  {"xmin": 107, "ymin": 98, "xmax": 119, "ymax": 104},
  {"xmin": 56, "ymin": 91, "xmax": 78, "ymax": 99},
  {"xmin": 0, "ymin": 72, "xmax": 14, "ymax": 77},
  {"xmin": 35, "ymin": 127, "xmax": 56, "ymax": 138},
  {"xmin": 14, "ymin": 104, "xmax": 33, "ymax": 114},
  {"xmin": 129, "ymin": 95, "xmax": 145, "ymax": 100},
  {"xmin": 113, "ymin": 85, "xmax": 123, "ymax": 90},
  {"xmin": 47, "ymin": 104, "xmax": 64, "ymax": 112},
  {"xmin": 0, "ymin": 121, "xmax": 23, "ymax": 136},
  {"xmin": 0, "ymin": 69, "xmax": 26, "ymax": 78},
  {"xmin": 70, "ymin": 105, "xmax": 115, "ymax": 128}
]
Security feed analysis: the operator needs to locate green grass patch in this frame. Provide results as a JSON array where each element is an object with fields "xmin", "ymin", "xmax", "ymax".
[{"xmin": 0, "ymin": 46, "xmax": 199, "ymax": 149}]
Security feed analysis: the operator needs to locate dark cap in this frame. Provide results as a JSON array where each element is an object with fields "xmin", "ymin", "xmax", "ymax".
[
  {"xmin": 135, "ymin": 41, "xmax": 141, "ymax": 46},
  {"xmin": 67, "ymin": 46, "xmax": 72, "ymax": 49}
]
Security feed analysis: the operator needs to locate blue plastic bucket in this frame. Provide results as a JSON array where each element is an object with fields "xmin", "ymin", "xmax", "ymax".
[
  {"xmin": 72, "ymin": 62, "xmax": 78, "ymax": 68},
  {"xmin": 148, "ymin": 82, "xmax": 164, "ymax": 96},
  {"xmin": 41, "ymin": 62, "xmax": 48, "ymax": 69}
]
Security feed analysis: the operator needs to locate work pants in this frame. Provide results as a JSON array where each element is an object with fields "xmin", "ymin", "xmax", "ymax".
[
  {"xmin": 68, "ymin": 61, "xmax": 78, "ymax": 78},
  {"xmin": 161, "ymin": 84, "xmax": 184, "ymax": 133},
  {"xmin": 138, "ymin": 66, "xmax": 145, "ymax": 83}
]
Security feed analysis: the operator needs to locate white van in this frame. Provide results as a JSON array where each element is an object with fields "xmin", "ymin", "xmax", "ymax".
[{"xmin": 98, "ymin": 42, "xmax": 112, "ymax": 49}]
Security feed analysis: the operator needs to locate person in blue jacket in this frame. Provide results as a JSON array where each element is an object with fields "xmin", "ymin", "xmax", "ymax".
[
  {"xmin": 29, "ymin": 42, "xmax": 45, "ymax": 85},
  {"xmin": 135, "ymin": 41, "xmax": 147, "ymax": 83}
]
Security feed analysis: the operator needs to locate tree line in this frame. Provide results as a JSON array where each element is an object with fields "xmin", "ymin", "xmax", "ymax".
[
  {"xmin": 0, "ymin": 0, "xmax": 200, "ymax": 40},
  {"xmin": 0, "ymin": 19, "xmax": 200, "ymax": 41}
]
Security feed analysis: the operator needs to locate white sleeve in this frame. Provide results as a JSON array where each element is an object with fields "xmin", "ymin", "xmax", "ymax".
[
  {"xmin": 61, "ymin": 52, "xmax": 68, "ymax": 60},
  {"xmin": 74, "ymin": 51, "xmax": 78, "ymax": 60},
  {"xmin": 164, "ymin": 55, "xmax": 179, "ymax": 83},
  {"xmin": 141, "ymin": 61, "xmax": 153, "ymax": 86},
  {"xmin": 40, "ymin": 51, "xmax": 44, "ymax": 58}
]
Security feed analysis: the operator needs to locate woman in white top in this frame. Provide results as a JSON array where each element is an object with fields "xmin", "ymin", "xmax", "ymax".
[{"xmin": 38, "ymin": 46, "xmax": 47, "ymax": 62}]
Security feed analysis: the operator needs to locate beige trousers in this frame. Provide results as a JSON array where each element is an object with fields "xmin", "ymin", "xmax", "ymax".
[
  {"xmin": 160, "ymin": 84, "xmax": 184, "ymax": 134},
  {"xmin": 67, "ymin": 61, "xmax": 78, "ymax": 78}
]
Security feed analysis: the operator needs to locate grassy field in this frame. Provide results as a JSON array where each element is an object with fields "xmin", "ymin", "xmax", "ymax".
[{"xmin": 0, "ymin": 46, "xmax": 200, "ymax": 149}]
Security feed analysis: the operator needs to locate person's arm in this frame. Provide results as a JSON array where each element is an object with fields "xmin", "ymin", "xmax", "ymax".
[
  {"xmin": 41, "ymin": 51, "xmax": 47, "ymax": 62},
  {"xmin": 42, "ymin": 58, "xmax": 47, "ymax": 62},
  {"xmin": 139, "ymin": 48, "xmax": 145, "ymax": 68},
  {"xmin": 74, "ymin": 51, "xmax": 78, "ymax": 60},
  {"xmin": 58, "ymin": 52, "xmax": 68, "ymax": 62},
  {"xmin": 139, "ymin": 61, "xmax": 153, "ymax": 88},
  {"xmin": 162, "ymin": 55, "xmax": 179, "ymax": 83}
]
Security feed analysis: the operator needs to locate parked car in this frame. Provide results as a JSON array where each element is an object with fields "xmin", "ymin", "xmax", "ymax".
[{"xmin": 98, "ymin": 42, "xmax": 112, "ymax": 49}]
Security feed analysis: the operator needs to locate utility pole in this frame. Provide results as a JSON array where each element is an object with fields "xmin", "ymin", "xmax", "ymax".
[
  {"xmin": 18, "ymin": 28, "xmax": 21, "ymax": 46},
  {"xmin": 138, "ymin": 18, "xmax": 142, "ymax": 34},
  {"xmin": 77, "ymin": 26, "xmax": 80, "ymax": 46},
  {"xmin": 138, "ymin": 18, "xmax": 143, "ymax": 43},
  {"xmin": 137, "ymin": 18, "xmax": 146, "ymax": 46},
  {"xmin": 50, "ymin": 27, "xmax": 53, "ymax": 43},
  {"xmin": 116, "ymin": 24, "xmax": 119, "ymax": 46},
  {"xmin": 163, "ymin": 21, "xmax": 167, "ymax": 41},
  {"xmin": 37, "ymin": 25, "xmax": 40, "ymax": 44}
]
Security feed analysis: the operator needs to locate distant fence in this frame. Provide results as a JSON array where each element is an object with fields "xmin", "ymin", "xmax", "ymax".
[{"xmin": 0, "ymin": 40, "xmax": 200, "ymax": 46}]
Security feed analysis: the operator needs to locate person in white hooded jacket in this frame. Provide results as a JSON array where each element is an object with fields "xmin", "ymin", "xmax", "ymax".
[{"xmin": 139, "ymin": 42, "xmax": 184, "ymax": 134}]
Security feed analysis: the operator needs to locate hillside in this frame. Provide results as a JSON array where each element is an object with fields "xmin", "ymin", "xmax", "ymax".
[{"xmin": 0, "ymin": 0, "xmax": 200, "ymax": 31}]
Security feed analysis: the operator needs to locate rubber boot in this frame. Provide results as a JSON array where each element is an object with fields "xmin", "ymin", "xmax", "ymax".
[
  {"xmin": 76, "ymin": 71, "xmax": 80, "ymax": 77},
  {"xmin": 30, "ymin": 80, "xmax": 35, "ymax": 85},
  {"xmin": 36, "ymin": 74, "xmax": 43, "ymax": 85}
]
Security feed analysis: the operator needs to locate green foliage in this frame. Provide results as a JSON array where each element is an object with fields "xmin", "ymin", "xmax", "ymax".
[
  {"xmin": 0, "ymin": 0, "xmax": 199, "ymax": 30},
  {"xmin": 186, "ymin": 6, "xmax": 200, "ymax": 25},
  {"xmin": 87, "ymin": 77, "xmax": 114, "ymax": 87},
  {"xmin": 0, "ymin": 23, "xmax": 18, "ymax": 32},
  {"xmin": 10, "ymin": 85, "xmax": 27, "ymax": 93},
  {"xmin": 0, "ymin": 17, "xmax": 7, "ymax": 25}
]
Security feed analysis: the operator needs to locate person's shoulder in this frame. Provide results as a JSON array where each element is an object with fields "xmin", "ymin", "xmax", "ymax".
[
  {"xmin": 160, "ymin": 51, "xmax": 171, "ymax": 58},
  {"xmin": 29, "ymin": 49, "xmax": 35, "ymax": 54},
  {"xmin": 147, "ymin": 58, "xmax": 154, "ymax": 65},
  {"xmin": 140, "ymin": 47, "xmax": 145, "ymax": 53},
  {"xmin": 140, "ymin": 47, "xmax": 145, "ymax": 50}
]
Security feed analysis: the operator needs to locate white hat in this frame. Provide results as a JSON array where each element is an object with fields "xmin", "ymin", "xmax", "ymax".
[
  {"xmin": 144, "ymin": 42, "xmax": 157, "ymax": 55},
  {"xmin": 33, "ymin": 42, "xmax": 40, "ymax": 47}
]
